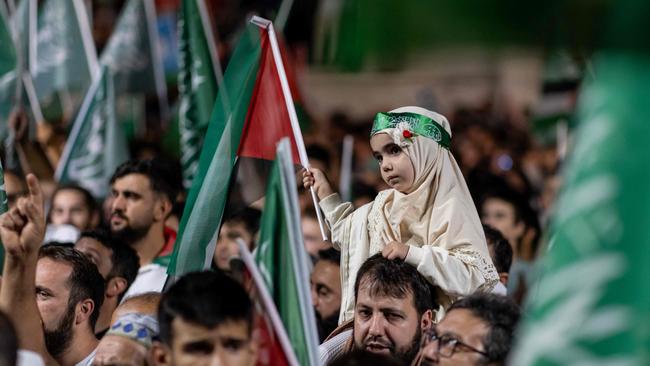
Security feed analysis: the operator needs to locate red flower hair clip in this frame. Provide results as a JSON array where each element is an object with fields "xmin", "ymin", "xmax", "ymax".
[{"xmin": 402, "ymin": 130, "xmax": 413, "ymax": 139}]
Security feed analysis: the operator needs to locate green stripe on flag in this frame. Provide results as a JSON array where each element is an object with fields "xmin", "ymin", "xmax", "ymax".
[
  {"xmin": 254, "ymin": 138, "xmax": 320, "ymax": 366},
  {"xmin": 177, "ymin": 0, "xmax": 219, "ymax": 188},
  {"xmin": 510, "ymin": 53, "xmax": 650, "ymax": 366},
  {"xmin": 168, "ymin": 24, "xmax": 263, "ymax": 276},
  {"xmin": 55, "ymin": 66, "xmax": 129, "ymax": 198}
]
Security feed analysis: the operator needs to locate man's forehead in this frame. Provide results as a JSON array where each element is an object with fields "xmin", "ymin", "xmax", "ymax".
[
  {"xmin": 356, "ymin": 283, "xmax": 414, "ymax": 310},
  {"xmin": 438, "ymin": 309, "xmax": 489, "ymax": 341},
  {"xmin": 172, "ymin": 317, "xmax": 250, "ymax": 343},
  {"xmin": 53, "ymin": 189, "xmax": 86, "ymax": 204},
  {"xmin": 112, "ymin": 173, "xmax": 152, "ymax": 191},
  {"xmin": 36, "ymin": 258, "xmax": 72, "ymax": 288}
]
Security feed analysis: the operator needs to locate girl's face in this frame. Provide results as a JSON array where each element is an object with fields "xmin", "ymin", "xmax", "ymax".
[{"xmin": 370, "ymin": 133, "xmax": 415, "ymax": 193}]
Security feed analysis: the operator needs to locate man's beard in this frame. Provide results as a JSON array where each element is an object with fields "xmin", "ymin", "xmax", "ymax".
[
  {"xmin": 316, "ymin": 310, "xmax": 340, "ymax": 342},
  {"xmin": 356, "ymin": 327, "xmax": 422, "ymax": 364},
  {"xmin": 111, "ymin": 213, "xmax": 149, "ymax": 245},
  {"xmin": 43, "ymin": 301, "xmax": 76, "ymax": 359}
]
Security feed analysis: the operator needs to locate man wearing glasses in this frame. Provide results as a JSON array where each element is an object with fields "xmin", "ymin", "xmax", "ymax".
[{"xmin": 415, "ymin": 294, "xmax": 520, "ymax": 366}]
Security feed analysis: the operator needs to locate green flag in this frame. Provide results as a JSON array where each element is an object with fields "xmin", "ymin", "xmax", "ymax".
[
  {"xmin": 32, "ymin": 0, "xmax": 99, "ymax": 102},
  {"xmin": 100, "ymin": 0, "xmax": 168, "ymax": 112},
  {"xmin": 254, "ymin": 138, "xmax": 319, "ymax": 366},
  {"xmin": 0, "ymin": 3, "xmax": 17, "ymax": 139},
  {"xmin": 177, "ymin": 0, "xmax": 220, "ymax": 188},
  {"xmin": 55, "ymin": 66, "xmax": 129, "ymax": 199},
  {"xmin": 0, "ymin": 3, "xmax": 16, "ymax": 78},
  {"xmin": 509, "ymin": 53, "xmax": 650, "ymax": 365}
]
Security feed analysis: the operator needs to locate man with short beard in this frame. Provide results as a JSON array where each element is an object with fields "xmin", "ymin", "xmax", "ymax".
[
  {"xmin": 310, "ymin": 248, "xmax": 341, "ymax": 342},
  {"xmin": 108, "ymin": 159, "xmax": 180, "ymax": 298},
  {"xmin": 320, "ymin": 254, "xmax": 436, "ymax": 364},
  {"xmin": 0, "ymin": 175, "xmax": 105, "ymax": 366}
]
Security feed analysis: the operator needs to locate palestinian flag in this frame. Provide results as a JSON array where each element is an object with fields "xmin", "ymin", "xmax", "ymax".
[{"xmin": 168, "ymin": 16, "xmax": 306, "ymax": 276}]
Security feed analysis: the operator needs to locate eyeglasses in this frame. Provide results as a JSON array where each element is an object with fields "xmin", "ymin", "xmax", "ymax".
[{"xmin": 422, "ymin": 328, "xmax": 489, "ymax": 359}]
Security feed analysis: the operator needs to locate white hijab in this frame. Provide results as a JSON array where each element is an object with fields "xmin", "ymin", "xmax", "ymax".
[{"xmin": 373, "ymin": 106, "xmax": 492, "ymax": 268}]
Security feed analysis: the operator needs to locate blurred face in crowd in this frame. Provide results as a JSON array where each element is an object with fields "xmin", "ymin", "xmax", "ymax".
[
  {"xmin": 75, "ymin": 237, "xmax": 113, "ymax": 279},
  {"xmin": 110, "ymin": 174, "xmax": 163, "ymax": 244},
  {"xmin": 481, "ymin": 198, "xmax": 524, "ymax": 249},
  {"xmin": 35, "ymin": 258, "xmax": 78, "ymax": 358},
  {"xmin": 311, "ymin": 259, "xmax": 341, "ymax": 334},
  {"xmin": 418, "ymin": 309, "xmax": 489, "ymax": 366},
  {"xmin": 370, "ymin": 133, "xmax": 415, "ymax": 194},
  {"xmin": 155, "ymin": 318, "xmax": 256, "ymax": 366},
  {"xmin": 213, "ymin": 221, "xmax": 253, "ymax": 271},
  {"xmin": 50, "ymin": 189, "xmax": 96, "ymax": 231},
  {"xmin": 302, "ymin": 217, "xmax": 330, "ymax": 258},
  {"xmin": 93, "ymin": 335, "xmax": 149, "ymax": 366},
  {"xmin": 353, "ymin": 279, "xmax": 431, "ymax": 363}
]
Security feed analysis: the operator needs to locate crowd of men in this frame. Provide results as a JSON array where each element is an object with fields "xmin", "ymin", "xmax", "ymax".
[{"xmin": 0, "ymin": 152, "xmax": 526, "ymax": 366}]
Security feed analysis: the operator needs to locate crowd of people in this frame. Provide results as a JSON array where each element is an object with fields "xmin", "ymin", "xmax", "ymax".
[{"xmin": 0, "ymin": 98, "xmax": 560, "ymax": 366}]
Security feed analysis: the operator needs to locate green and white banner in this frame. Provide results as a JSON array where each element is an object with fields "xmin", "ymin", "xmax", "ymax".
[{"xmin": 55, "ymin": 66, "xmax": 129, "ymax": 199}]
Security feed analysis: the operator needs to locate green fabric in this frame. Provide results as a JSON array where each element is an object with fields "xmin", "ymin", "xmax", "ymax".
[
  {"xmin": 168, "ymin": 22, "xmax": 262, "ymax": 276},
  {"xmin": 371, "ymin": 112, "xmax": 451, "ymax": 149},
  {"xmin": 177, "ymin": 0, "xmax": 219, "ymax": 188},
  {"xmin": 100, "ymin": 0, "xmax": 162, "ymax": 95},
  {"xmin": 0, "ymin": 4, "xmax": 17, "ymax": 140},
  {"xmin": 55, "ymin": 66, "xmax": 129, "ymax": 199},
  {"xmin": 0, "ymin": 3, "xmax": 16, "ymax": 78},
  {"xmin": 254, "ymin": 139, "xmax": 320, "ymax": 366},
  {"xmin": 32, "ymin": 0, "xmax": 96, "ymax": 102},
  {"xmin": 510, "ymin": 53, "xmax": 650, "ymax": 365}
]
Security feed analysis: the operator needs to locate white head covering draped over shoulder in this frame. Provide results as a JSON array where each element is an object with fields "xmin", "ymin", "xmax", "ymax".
[
  {"xmin": 373, "ymin": 106, "xmax": 492, "ymax": 264},
  {"xmin": 320, "ymin": 106, "xmax": 498, "ymax": 323}
]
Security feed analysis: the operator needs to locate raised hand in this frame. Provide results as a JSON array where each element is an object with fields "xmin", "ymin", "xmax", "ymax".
[
  {"xmin": 0, "ymin": 174, "xmax": 45, "ymax": 258},
  {"xmin": 302, "ymin": 168, "xmax": 334, "ymax": 200}
]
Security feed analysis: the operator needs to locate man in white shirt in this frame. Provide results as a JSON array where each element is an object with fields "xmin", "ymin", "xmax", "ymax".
[{"xmin": 108, "ymin": 160, "xmax": 180, "ymax": 297}]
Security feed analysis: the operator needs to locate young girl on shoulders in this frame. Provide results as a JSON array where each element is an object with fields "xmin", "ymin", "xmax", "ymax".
[{"xmin": 303, "ymin": 106, "xmax": 498, "ymax": 322}]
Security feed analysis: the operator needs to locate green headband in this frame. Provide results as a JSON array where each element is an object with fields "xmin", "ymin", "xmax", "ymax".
[{"xmin": 371, "ymin": 112, "xmax": 451, "ymax": 149}]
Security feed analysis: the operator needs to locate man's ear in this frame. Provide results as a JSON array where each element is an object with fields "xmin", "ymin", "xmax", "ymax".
[
  {"xmin": 150, "ymin": 341, "xmax": 172, "ymax": 366},
  {"xmin": 105, "ymin": 276, "xmax": 129, "ymax": 298},
  {"xmin": 75, "ymin": 299, "xmax": 95, "ymax": 326},
  {"xmin": 153, "ymin": 196, "xmax": 173, "ymax": 222},
  {"xmin": 499, "ymin": 272, "xmax": 509, "ymax": 286},
  {"xmin": 420, "ymin": 309, "xmax": 434, "ymax": 332}
]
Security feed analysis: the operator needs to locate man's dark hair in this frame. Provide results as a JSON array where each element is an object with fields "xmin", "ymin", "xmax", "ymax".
[
  {"xmin": 110, "ymin": 159, "xmax": 181, "ymax": 203},
  {"xmin": 483, "ymin": 225, "xmax": 513, "ymax": 274},
  {"xmin": 354, "ymin": 254, "xmax": 436, "ymax": 317},
  {"xmin": 38, "ymin": 245, "xmax": 105, "ymax": 329},
  {"xmin": 317, "ymin": 248, "xmax": 340, "ymax": 266},
  {"xmin": 480, "ymin": 188, "xmax": 526, "ymax": 224},
  {"xmin": 448, "ymin": 294, "xmax": 521, "ymax": 365},
  {"xmin": 223, "ymin": 207, "xmax": 261, "ymax": 238},
  {"xmin": 79, "ymin": 228, "xmax": 140, "ymax": 301},
  {"xmin": 48, "ymin": 183, "xmax": 97, "ymax": 219},
  {"xmin": 158, "ymin": 271, "xmax": 253, "ymax": 345},
  {"xmin": 0, "ymin": 310, "xmax": 17, "ymax": 366}
]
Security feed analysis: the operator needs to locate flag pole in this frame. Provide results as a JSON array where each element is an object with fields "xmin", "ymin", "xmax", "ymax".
[
  {"xmin": 144, "ymin": 0, "xmax": 170, "ymax": 124},
  {"xmin": 252, "ymin": 15, "xmax": 329, "ymax": 242},
  {"xmin": 237, "ymin": 240, "xmax": 300, "ymax": 366},
  {"xmin": 196, "ymin": 0, "xmax": 230, "ymax": 110}
]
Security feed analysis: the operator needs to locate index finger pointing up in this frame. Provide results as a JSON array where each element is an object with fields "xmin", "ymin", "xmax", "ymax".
[{"xmin": 25, "ymin": 174, "xmax": 43, "ymax": 208}]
